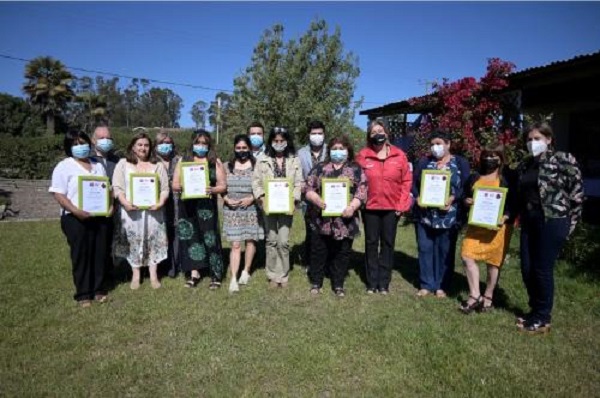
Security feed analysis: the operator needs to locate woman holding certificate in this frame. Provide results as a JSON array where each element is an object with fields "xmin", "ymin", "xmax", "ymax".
[
  {"xmin": 113, "ymin": 132, "xmax": 170, "ymax": 290},
  {"xmin": 172, "ymin": 130, "xmax": 227, "ymax": 290},
  {"xmin": 252, "ymin": 127, "xmax": 303, "ymax": 288},
  {"xmin": 412, "ymin": 131, "xmax": 467, "ymax": 298},
  {"xmin": 155, "ymin": 130, "xmax": 181, "ymax": 278},
  {"xmin": 515, "ymin": 123, "xmax": 583, "ymax": 334},
  {"xmin": 49, "ymin": 130, "xmax": 112, "ymax": 307},
  {"xmin": 222, "ymin": 135, "xmax": 264, "ymax": 293},
  {"xmin": 305, "ymin": 136, "xmax": 367, "ymax": 296},
  {"xmin": 460, "ymin": 146, "xmax": 515, "ymax": 314},
  {"xmin": 356, "ymin": 118, "xmax": 413, "ymax": 295}
]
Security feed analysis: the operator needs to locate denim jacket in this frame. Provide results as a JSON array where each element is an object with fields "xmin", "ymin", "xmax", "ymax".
[{"xmin": 516, "ymin": 150, "xmax": 584, "ymax": 235}]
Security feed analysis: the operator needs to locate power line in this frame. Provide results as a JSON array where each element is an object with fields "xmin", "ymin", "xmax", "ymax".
[{"xmin": 0, "ymin": 53, "xmax": 233, "ymax": 93}]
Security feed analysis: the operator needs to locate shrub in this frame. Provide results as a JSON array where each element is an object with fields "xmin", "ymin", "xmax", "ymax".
[{"xmin": 560, "ymin": 222, "xmax": 600, "ymax": 277}]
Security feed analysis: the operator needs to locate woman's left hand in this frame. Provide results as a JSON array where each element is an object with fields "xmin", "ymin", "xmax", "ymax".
[
  {"xmin": 442, "ymin": 196, "xmax": 455, "ymax": 211},
  {"xmin": 498, "ymin": 215, "xmax": 509, "ymax": 226},
  {"xmin": 341, "ymin": 206, "xmax": 355, "ymax": 218},
  {"xmin": 238, "ymin": 196, "xmax": 254, "ymax": 209}
]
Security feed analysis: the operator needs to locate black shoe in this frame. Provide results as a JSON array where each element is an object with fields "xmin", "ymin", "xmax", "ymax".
[
  {"xmin": 366, "ymin": 288, "xmax": 376, "ymax": 295},
  {"xmin": 334, "ymin": 287, "xmax": 345, "ymax": 297},
  {"xmin": 459, "ymin": 295, "xmax": 482, "ymax": 314},
  {"xmin": 520, "ymin": 319, "xmax": 551, "ymax": 334}
]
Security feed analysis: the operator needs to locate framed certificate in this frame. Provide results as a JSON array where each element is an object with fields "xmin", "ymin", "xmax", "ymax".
[
  {"xmin": 78, "ymin": 176, "xmax": 110, "ymax": 216},
  {"xmin": 468, "ymin": 186, "xmax": 508, "ymax": 230},
  {"xmin": 180, "ymin": 162, "xmax": 210, "ymax": 200},
  {"xmin": 264, "ymin": 178, "xmax": 293, "ymax": 215},
  {"xmin": 130, "ymin": 173, "xmax": 159, "ymax": 209},
  {"xmin": 418, "ymin": 170, "xmax": 451, "ymax": 208},
  {"xmin": 321, "ymin": 178, "xmax": 350, "ymax": 217}
]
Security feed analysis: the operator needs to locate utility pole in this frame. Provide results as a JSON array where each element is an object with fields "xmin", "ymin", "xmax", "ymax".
[{"xmin": 216, "ymin": 96, "xmax": 221, "ymax": 144}]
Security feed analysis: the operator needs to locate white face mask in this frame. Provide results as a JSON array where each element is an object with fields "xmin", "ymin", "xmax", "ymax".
[
  {"xmin": 527, "ymin": 140, "xmax": 548, "ymax": 157},
  {"xmin": 431, "ymin": 144, "xmax": 445, "ymax": 159},
  {"xmin": 272, "ymin": 142, "xmax": 288, "ymax": 153},
  {"xmin": 309, "ymin": 134, "xmax": 324, "ymax": 147}
]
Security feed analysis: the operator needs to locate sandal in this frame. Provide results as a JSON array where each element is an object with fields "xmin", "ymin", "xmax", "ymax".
[
  {"xmin": 334, "ymin": 288, "xmax": 345, "ymax": 297},
  {"xmin": 479, "ymin": 295, "xmax": 494, "ymax": 313},
  {"xmin": 185, "ymin": 277, "xmax": 200, "ymax": 288},
  {"xmin": 459, "ymin": 295, "xmax": 482, "ymax": 314}
]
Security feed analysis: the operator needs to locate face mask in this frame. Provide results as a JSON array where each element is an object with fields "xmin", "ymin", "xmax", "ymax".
[
  {"xmin": 72, "ymin": 144, "xmax": 90, "ymax": 159},
  {"xmin": 527, "ymin": 140, "xmax": 548, "ymax": 157},
  {"xmin": 249, "ymin": 135, "xmax": 264, "ymax": 148},
  {"xmin": 309, "ymin": 134, "xmax": 324, "ymax": 147},
  {"xmin": 96, "ymin": 138, "xmax": 113, "ymax": 153},
  {"xmin": 272, "ymin": 142, "xmax": 287, "ymax": 153},
  {"xmin": 431, "ymin": 144, "xmax": 445, "ymax": 159},
  {"xmin": 481, "ymin": 158, "xmax": 500, "ymax": 174},
  {"xmin": 193, "ymin": 145, "xmax": 209, "ymax": 157},
  {"xmin": 330, "ymin": 149, "xmax": 348, "ymax": 164},
  {"xmin": 235, "ymin": 150, "xmax": 251, "ymax": 160},
  {"xmin": 157, "ymin": 143, "xmax": 173, "ymax": 156},
  {"xmin": 369, "ymin": 133, "xmax": 386, "ymax": 145}
]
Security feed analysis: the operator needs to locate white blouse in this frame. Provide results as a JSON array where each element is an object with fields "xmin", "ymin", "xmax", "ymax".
[{"xmin": 48, "ymin": 157, "xmax": 107, "ymax": 214}]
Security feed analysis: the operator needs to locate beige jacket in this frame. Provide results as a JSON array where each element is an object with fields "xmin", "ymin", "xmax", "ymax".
[{"xmin": 252, "ymin": 155, "xmax": 303, "ymax": 202}]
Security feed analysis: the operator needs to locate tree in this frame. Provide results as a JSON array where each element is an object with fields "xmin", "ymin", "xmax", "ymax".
[
  {"xmin": 190, "ymin": 100, "xmax": 208, "ymax": 129},
  {"xmin": 138, "ymin": 87, "xmax": 183, "ymax": 128},
  {"xmin": 208, "ymin": 92, "xmax": 232, "ymax": 132},
  {"xmin": 22, "ymin": 56, "xmax": 75, "ymax": 135},
  {"xmin": 0, "ymin": 93, "xmax": 45, "ymax": 136},
  {"xmin": 226, "ymin": 19, "xmax": 362, "ymax": 143}
]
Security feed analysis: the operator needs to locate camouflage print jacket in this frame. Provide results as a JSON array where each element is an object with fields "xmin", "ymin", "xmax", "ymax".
[{"xmin": 516, "ymin": 150, "xmax": 584, "ymax": 235}]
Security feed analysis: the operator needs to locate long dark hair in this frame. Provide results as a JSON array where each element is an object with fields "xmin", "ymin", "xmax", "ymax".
[
  {"xmin": 265, "ymin": 127, "xmax": 296, "ymax": 158},
  {"xmin": 228, "ymin": 134, "xmax": 256, "ymax": 173},
  {"xmin": 191, "ymin": 129, "xmax": 217, "ymax": 165},
  {"xmin": 125, "ymin": 132, "xmax": 157, "ymax": 164},
  {"xmin": 325, "ymin": 135, "xmax": 356, "ymax": 164}
]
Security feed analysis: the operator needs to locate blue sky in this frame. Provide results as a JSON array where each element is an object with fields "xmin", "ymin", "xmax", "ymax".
[{"xmin": 1, "ymin": 1, "xmax": 599, "ymax": 130}]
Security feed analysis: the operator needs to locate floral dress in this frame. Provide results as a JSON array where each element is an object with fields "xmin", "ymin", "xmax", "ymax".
[
  {"xmin": 223, "ymin": 163, "xmax": 265, "ymax": 242},
  {"xmin": 305, "ymin": 161, "xmax": 368, "ymax": 240},
  {"xmin": 176, "ymin": 159, "xmax": 224, "ymax": 281}
]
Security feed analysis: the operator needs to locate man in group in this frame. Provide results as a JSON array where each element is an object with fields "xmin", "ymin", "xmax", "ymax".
[
  {"xmin": 298, "ymin": 120, "xmax": 328, "ymax": 271},
  {"xmin": 91, "ymin": 123, "xmax": 121, "ymax": 286},
  {"xmin": 247, "ymin": 121, "xmax": 266, "ymax": 159}
]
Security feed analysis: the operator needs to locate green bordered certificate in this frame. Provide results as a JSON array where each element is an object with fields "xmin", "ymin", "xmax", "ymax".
[
  {"xmin": 264, "ymin": 178, "xmax": 293, "ymax": 215},
  {"xmin": 180, "ymin": 161, "xmax": 210, "ymax": 200},
  {"xmin": 321, "ymin": 178, "xmax": 351, "ymax": 217},
  {"xmin": 78, "ymin": 176, "xmax": 110, "ymax": 216},
  {"xmin": 418, "ymin": 170, "xmax": 451, "ymax": 208},
  {"xmin": 468, "ymin": 186, "xmax": 508, "ymax": 230},
  {"xmin": 129, "ymin": 173, "xmax": 159, "ymax": 209}
]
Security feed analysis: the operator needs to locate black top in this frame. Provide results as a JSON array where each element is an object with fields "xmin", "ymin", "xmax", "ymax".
[{"xmin": 520, "ymin": 158, "xmax": 542, "ymax": 211}]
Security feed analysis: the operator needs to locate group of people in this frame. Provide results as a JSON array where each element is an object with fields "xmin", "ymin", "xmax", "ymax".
[{"xmin": 50, "ymin": 118, "xmax": 583, "ymax": 334}]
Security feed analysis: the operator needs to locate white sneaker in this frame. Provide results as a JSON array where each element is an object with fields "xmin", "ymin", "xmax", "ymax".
[
  {"xmin": 229, "ymin": 279, "xmax": 239, "ymax": 293},
  {"xmin": 238, "ymin": 270, "xmax": 251, "ymax": 285}
]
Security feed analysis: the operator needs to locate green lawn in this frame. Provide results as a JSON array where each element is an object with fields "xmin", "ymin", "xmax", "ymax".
[{"xmin": 1, "ymin": 216, "xmax": 599, "ymax": 397}]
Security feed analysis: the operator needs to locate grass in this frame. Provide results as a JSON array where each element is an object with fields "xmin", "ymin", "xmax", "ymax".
[{"xmin": 1, "ymin": 215, "xmax": 599, "ymax": 397}]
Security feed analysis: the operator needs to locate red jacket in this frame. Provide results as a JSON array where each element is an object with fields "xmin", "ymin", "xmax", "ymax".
[{"xmin": 356, "ymin": 144, "xmax": 413, "ymax": 212}]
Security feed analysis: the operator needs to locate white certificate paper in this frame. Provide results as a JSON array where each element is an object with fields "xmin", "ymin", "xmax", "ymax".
[
  {"xmin": 266, "ymin": 179, "xmax": 292, "ymax": 214},
  {"xmin": 469, "ymin": 187, "xmax": 507, "ymax": 229},
  {"xmin": 130, "ymin": 173, "xmax": 158, "ymax": 208},
  {"xmin": 419, "ymin": 170, "xmax": 450, "ymax": 208},
  {"xmin": 181, "ymin": 162, "xmax": 209, "ymax": 199},
  {"xmin": 78, "ymin": 176, "xmax": 110, "ymax": 216},
  {"xmin": 322, "ymin": 178, "xmax": 350, "ymax": 217}
]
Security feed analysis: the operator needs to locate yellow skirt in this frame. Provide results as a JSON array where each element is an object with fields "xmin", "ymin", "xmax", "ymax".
[{"xmin": 461, "ymin": 224, "xmax": 512, "ymax": 267}]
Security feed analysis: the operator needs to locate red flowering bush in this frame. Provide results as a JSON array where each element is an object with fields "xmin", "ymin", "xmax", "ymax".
[{"xmin": 408, "ymin": 58, "xmax": 523, "ymax": 167}]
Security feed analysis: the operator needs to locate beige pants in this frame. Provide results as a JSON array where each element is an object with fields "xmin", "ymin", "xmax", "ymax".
[{"xmin": 264, "ymin": 214, "xmax": 293, "ymax": 283}]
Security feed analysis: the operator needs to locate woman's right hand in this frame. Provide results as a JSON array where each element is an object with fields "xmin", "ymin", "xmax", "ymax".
[
  {"xmin": 122, "ymin": 200, "xmax": 138, "ymax": 212},
  {"xmin": 73, "ymin": 208, "xmax": 91, "ymax": 221}
]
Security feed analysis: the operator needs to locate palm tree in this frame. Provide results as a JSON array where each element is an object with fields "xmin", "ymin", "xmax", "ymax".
[{"xmin": 22, "ymin": 56, "xmax": 75, "ymax": 135}]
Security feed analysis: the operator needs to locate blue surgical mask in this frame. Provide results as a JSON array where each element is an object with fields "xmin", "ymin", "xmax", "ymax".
[
  {"xmin": 249, "ymin": 135, "xmax": 264, "ymax": 148},
  {"xmin": 330, "ymin": 149, "xmax": 348, "ymax": 164},
  {"xmin": 96, "ymin": 138, "xmax": 113, "ymax": 153},
  {"xmin": 72, "ymin": 144, "xmax": 91, "ymax": 159},
  {"xmin": 193, "ymin": 145, "xmax": 209, "ymax": 157},
  {"xmin": 157, "ymin": 143, "xmax": 173, "ymax": 156}
]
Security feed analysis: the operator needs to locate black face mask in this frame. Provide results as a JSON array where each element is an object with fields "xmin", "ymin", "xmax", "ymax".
[
  {"xmin": 235, "ymin": 150, "xmax": 251, "ymax": 160},
  {"xmin": 369, "ymin": 133, "xmax": 386, "ymax": 145},
  {"xmin": 480, "ymin": 158, "xmax": 500, "ymax": 174}
]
